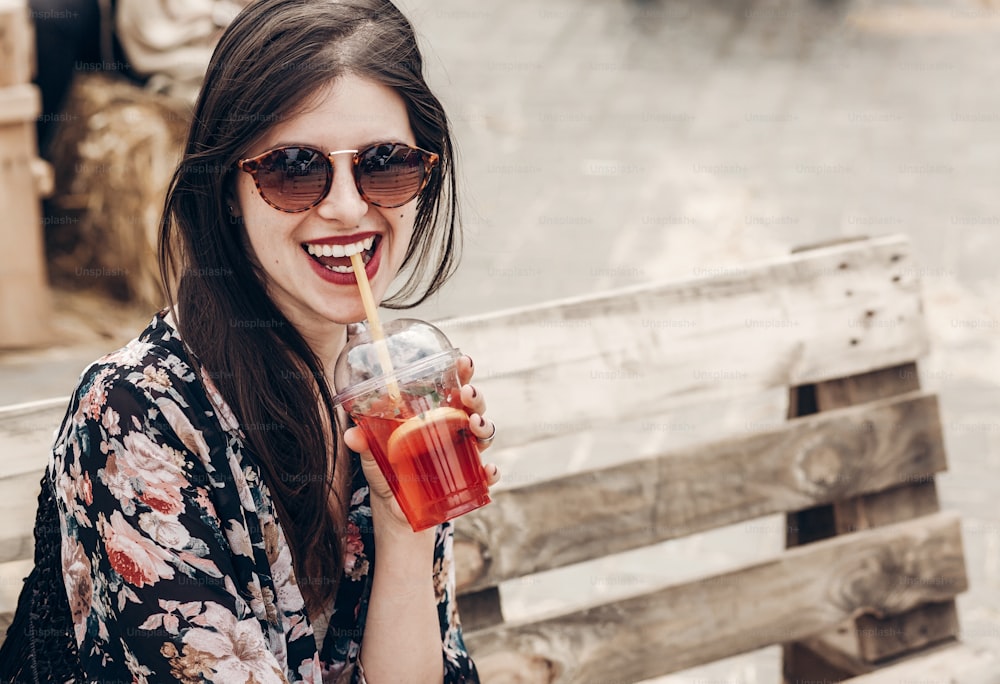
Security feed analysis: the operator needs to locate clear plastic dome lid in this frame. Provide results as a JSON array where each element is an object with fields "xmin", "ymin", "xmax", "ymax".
[{"xmin": 333, "ymin": 318, "xmax": 457, "ymax": 397}]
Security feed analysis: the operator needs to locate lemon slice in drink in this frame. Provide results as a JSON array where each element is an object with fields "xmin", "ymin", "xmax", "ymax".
[{"xmin": 387, "ymin": 406, "xmax": 469, "ymax": 461}]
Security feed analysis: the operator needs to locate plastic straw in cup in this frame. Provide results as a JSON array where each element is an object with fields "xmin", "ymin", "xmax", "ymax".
[{"xmin": 349, "ymin": 252, "xmax": 402, "ymax": 402}]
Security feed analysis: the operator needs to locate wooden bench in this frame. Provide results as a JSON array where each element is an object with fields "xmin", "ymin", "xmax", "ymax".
[{"xmin": 1, "ymin": 234, "xmax": 997, "ymax": 682}]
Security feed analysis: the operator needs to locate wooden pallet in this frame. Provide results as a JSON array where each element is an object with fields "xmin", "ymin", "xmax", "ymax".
[
  {"xmin": 435, "ymin": 234, "xmax": 991, "ymax": 681},
  {"xmin": 0, "ymin": 235, "xmax": 994, "ymax": 681}
]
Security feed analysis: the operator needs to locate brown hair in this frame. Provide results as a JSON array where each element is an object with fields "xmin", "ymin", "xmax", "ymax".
[{"xmin": 158, "ymin": 0, "xmax": 460, "ymax": 614}]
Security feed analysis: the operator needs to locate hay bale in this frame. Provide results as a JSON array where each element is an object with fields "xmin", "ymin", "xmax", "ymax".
[{"xmin": 46, "ymin": 73, "xmax": 191, "ymax": 308}]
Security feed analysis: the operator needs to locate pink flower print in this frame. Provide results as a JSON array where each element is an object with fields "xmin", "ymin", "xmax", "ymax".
[
  {"xmin": 193, "ymin": 487, "xmax": 219, "ymax": 520},
  {"xmin": 179, "ymin": 602, "xmax": 285, "ymax": 683},
  {"xmin": 344, "ymin": 522, "xmax": 363, "ymax": 557},
  {"xmin": 61, "ymin": 536, "xmax": 93, "ymax": 644},
  {"xmin": 102, "ymin": 406, "xmax": 121, "ymax": 436},
  {"xmin": 138, "ymin": 364, "xmax": 172, "ymax": 392},
  {"xmin": 116, "ymin": 430, "xmax": 188, "ymax": 516},
  {"xmin": 100, "ymin": 511, "xmax": 175, "ymax": 588},
  {"xmin": 103, "ymin": 339, "xmax": 153, "ymax": 368},
  {"xmin": 67, "ymin": 452, "xmax": 94, "ymax": 508},
  {"xmin": 77, "ymin": 367, "xmax": 114, "ymax": 422},
  {"xmin": 200, "ymin": 369, "xmax": 241, "ymax": 434},
  {"xmin": 342, "ymin": 522, "xmax": 369, "ymax": 581},
  {"xmin": 157, "ymin": 398, "xmax": 212, "ymax": 467},
  {"xmin": 78, "ymin": 470, "xmax": 93, "ymax": 507},
  {"xmin": 270, "ymin": 541, "xmax": 304, "ymax": 614},
  {"xmin": 139, "ymin": 511, "xmax": 191, "ymax": 550}
]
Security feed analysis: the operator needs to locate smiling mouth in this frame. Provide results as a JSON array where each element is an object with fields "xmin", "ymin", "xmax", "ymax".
[{"xmin": 302, "ymin": 235, "xmax": 379, "ymax": 273}]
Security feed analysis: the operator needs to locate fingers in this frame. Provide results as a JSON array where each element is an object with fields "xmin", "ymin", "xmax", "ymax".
[
  {"xmin": 483, "ymin": 462, "xmax": 501, "ymax": 487},
  {"xmin": 468, "ymin": 412, "xmax": 495, "ymax": 453},
  {"xmin": 460, "ymin": 382, "xmax": 487, "ymax": 418},
  {"xmin": 456, "ymin": 354, "xmax": 474, "ymax": 386},
  {"xmin": 343, "ymin": 426, "xmax": 370, "ymax": 455}
]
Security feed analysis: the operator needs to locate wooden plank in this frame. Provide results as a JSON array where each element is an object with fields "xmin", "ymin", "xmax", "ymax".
[
  {"xmin": 450, "ymin": 391, "xmax": 945, "ymax": 593},
  {"xmin": 843, "ymin": 642, "xmax": 1000, "ymax": 684},
  {"xmin": 786, "ymin": 362, "xmax": 924, "ymax": 546},
  {"xmin": 0, "ymin": 2, "xmax": 33, "ymax": 88},
  {"xmin": 0, "ymin": 397, "xmax": 66, "ymax": 479},
  {"xmin": 783, "ymin": 641, "xmax": 858, "ymax": 682},
  {"xmin": 820, "ymin": 366, "xmax": 958, "ymax": 665},
  {"xmin": 815, "ymin": 363, "xmax": 922, "ymax": 410},
  {"xmin": 799, "ymin": 601, "xmax": 961, "ymax": 676},
  {"xmin": 0, "ymin": 469, "xmax": 40, "ymax": 563},
  {"xmin": 783, "ymin": 363, "xmax": 947, "ymax": 677},
  {"xmin": 0, "ymin": 83, "xmax": 38, "ymax": 123},
  {"xmin": 466, "ymin": 512, "xmax": 968, "ymax": 684},
  {"xmin": 836, "ymin": 480, "xmax": 939, "ymax": 534},
  {"xmin": 785, "ymin": 362, "xmax": 959, "ymax": 678},
  {"xmin": 437, "ymin": 234, "xmax": 929, "ymax": 451},
  {"xmin": 455, "ymin": 587, "xmax": 504, "ymax": 632},
  {"xmin": 0, "ymin": 82, "xmax": 50, "ymax": 348},
  {"xmin": 0, "ymin": 399, "xmax": 64, "ymax": 563}
]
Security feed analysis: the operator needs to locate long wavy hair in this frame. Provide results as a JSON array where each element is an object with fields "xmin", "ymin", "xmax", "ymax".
[{"xmin": 158, "ymin": 0, "xmax": 460, "ymax": 614}]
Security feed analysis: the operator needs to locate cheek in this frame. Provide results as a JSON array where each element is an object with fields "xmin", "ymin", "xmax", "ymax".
[
  {"xmin": 236, "ymin": 181, "xmax": 289, "ymax": 252},
  {"xmin": 393, "ymin": 208, "xmax": 417, "ymax": 243}
]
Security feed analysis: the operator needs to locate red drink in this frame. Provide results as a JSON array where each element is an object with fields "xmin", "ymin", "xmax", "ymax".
[
  {"xmin": 335, "ymin": 323, "xmax": 493, "ymax": 531},
  {"xmin": 351, "ymin": 405, "xmax": 490, "ymax": 530}
]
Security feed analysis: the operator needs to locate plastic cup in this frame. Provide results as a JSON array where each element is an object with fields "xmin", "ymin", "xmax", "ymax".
[{"xmin": 333, "ymin": 320, "xmax": 491, "ymax": 531}]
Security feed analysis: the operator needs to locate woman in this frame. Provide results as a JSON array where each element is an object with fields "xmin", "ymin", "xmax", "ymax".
[{"xmin": 0, "ymin": 0, "xmax": 497, "ymax": 681}]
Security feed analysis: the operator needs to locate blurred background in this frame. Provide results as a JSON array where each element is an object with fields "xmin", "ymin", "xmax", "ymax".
[{"xmin": 2, "ymin": 0, "xmax": 999, "ymax": 680}]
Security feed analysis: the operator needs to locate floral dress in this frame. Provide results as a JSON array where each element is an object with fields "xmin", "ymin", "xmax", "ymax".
[{"xmin": 48, "ymin": 312, "xmax": 479, "ymax": 683}]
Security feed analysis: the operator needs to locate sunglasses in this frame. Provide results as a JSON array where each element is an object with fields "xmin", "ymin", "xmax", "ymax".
[{"xmin": 238, "ymin": 142, "xmax": 440, "ymax": 213}]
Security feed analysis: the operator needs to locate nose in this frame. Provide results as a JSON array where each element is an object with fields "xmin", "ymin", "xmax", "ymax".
[{"xmin": 314, "ymin": 153, "xmax": 369, "ymax": 224}]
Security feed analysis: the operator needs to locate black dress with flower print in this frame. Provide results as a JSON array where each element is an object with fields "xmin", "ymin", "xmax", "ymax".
[{"xmin": 48, "ymin": 312, "xmax": 479, "ymax": 683}]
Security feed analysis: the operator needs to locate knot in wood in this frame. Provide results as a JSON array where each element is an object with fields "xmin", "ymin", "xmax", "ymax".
[
  {"xmin": 478, "ymin": 653, "xmax": 559, "ymax": 683},
  {"xmin": 831, "ymin": 547, "xmax": 901, "ymax": 614},
  {"xmin": 793, "ymin": 429, "xmax": 866, "ymax": 497}
]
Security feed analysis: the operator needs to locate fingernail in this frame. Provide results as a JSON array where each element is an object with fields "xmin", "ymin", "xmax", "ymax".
[
  {"xmin": 471, "ymin": 386, "xmax": 478, "ymax": 398},
  {"xmin": 479, "ymin": 415, "xmax": 486, "ymax": 428}
]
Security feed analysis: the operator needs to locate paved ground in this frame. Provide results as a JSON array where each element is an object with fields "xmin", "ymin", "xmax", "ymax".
[{"xmin": 3, "ymin": 0, "xmax": 999, "ymax": 680}]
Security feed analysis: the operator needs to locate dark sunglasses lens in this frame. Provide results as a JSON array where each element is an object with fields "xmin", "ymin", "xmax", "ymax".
[
  {"xmin": 358, "ymin": 144, "xmax": 428, "ymax": 208},
  {"xmin": 256, "ymin": 147, "xmax": 329, "ymax": 211}
]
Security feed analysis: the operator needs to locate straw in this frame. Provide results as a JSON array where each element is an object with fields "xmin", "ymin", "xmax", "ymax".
[{"xmin": 349, "ymin": 252, "xmax": 402, "ymax": 402}]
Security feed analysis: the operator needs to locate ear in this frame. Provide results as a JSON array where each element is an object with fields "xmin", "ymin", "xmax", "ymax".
[{"xmin": 224, "ymin": 179, "xmax": 243, "ymax": 220}]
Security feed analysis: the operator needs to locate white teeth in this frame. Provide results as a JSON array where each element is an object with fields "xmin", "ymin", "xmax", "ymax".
[
  {"xmin": 305, "ymin": 236, "xmax": 377, "ymax": 259},
  {"xmin": 321, "ymin": 251, "xmax": 371, "ymax": 273}
]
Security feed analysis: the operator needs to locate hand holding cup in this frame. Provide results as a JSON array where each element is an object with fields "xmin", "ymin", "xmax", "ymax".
[
  {"xmin": 344, "ymin": 353, "xmax": 499, "ymax": 528},
  {"xmin": 335, "ymin": 321, "xmax": 498, "ymax": 532}
]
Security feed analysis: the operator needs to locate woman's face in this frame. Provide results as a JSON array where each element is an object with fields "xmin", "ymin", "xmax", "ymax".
[{"xmin": 233, "ymin": 74, "xmax": 419, "ymax": 346}]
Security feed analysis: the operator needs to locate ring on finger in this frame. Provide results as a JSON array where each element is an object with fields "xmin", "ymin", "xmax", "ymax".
[{"xmin": 477, "ymin": 421, "xmax": 496, "ymax": 446}]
